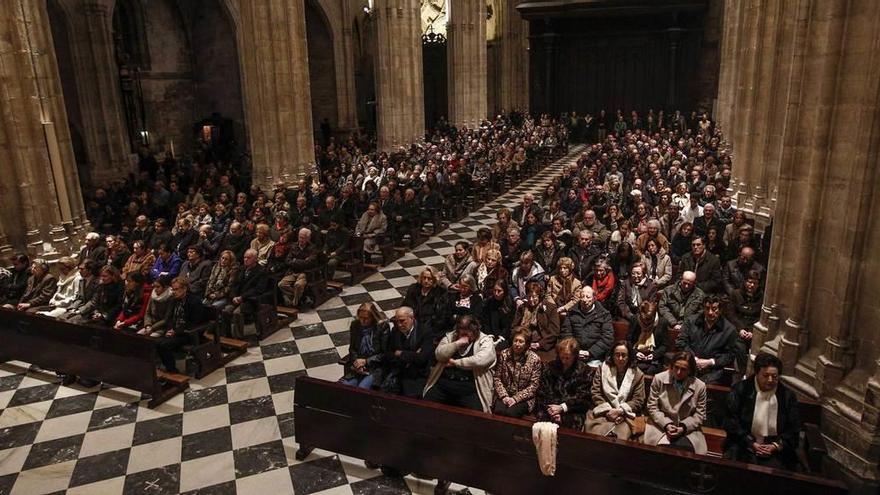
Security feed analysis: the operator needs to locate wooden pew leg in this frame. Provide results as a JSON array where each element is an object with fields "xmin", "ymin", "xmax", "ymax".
[{"xmin": 295, "ymin": 445, "xmax": 314, "ymax": 461}]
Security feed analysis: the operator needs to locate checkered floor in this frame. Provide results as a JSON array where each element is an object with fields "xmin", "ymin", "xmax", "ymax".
[{"xmin": 0, "ymin": 147, "xmax": 582, "ymax": 495}]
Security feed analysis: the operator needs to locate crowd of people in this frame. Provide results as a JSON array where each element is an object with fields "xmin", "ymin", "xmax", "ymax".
[
  {"xmin": 336, "ymin": 108, "xmax": 796, "ymax": 478},
  {"xmin": 0, "ymin": 108, "xmax": 796, "ymax": 479}
]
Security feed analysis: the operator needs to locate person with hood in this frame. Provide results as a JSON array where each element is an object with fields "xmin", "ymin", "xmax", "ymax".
[{"xmin": 561, "ymin": 286, "xmax": 614, "ymax": 365}]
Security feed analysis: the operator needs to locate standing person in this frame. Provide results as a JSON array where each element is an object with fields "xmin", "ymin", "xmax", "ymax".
[{"xmin": 643, "ymin": 351, "xmax": 708, "ymax": 454}]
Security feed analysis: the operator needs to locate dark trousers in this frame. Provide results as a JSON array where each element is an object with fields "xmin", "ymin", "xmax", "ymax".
[
  {"xmin": 667, "ymin": 435, "xmax": 695, "ymax": 452},
  {"xmin": 399, "ymin": 377, "xmax": 426, "ymax": 399},
  {"xmin": 156, "ymin": 333, "xmax": 187, "ymax": 373},
  {"xmin": 424, "ymin": 376, "xmax": 482, "ymax": 411},
  {"xmin": 493, "ymin": 400, "xmax": 530, "ymax": 418},
  {"xmin": 724, "ymin": 444, "xmax": 792, "ymax": 470}
]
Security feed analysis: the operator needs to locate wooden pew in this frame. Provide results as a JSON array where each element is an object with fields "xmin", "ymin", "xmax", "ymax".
[
  {"xmin": 293, "ymin": 377, "xmax": 847, "ymax": 495},
  {"xmin": 0, "ymin": 308, "xmax": 188, "ymax": 407}
]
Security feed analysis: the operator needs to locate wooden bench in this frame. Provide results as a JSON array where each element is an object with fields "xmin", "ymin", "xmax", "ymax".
[
  {"xmin": 294, "ymin": 377, "xmax": 847, "ymax": 495},
  {"xmin": 0, "ymin": 308, "xmax": 189, "ymax": 407}
]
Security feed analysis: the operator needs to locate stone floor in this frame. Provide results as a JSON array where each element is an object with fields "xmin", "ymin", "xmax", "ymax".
[{"xmin": 0, "ymin": 148, "xmax": 581, "ymax": 495}]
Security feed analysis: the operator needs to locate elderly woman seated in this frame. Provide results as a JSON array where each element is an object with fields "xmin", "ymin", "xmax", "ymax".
[
  {"xmin": 341, "ymin": 302, "xmax": 391, "ymax": 390},
  {"xmin": 448, "ymin": 274, "xmax": 483, "ymax": 320},
  {"xmin": 513, "ymin": 282, "xmax": 560, "ymax": 361},
  {"xmin": 535, "ymin": 337, "xmax": 593, "ymax": 430},
  {"xmin": 545, "ymin": 257, "xmax": 582, "ymax": 316},
  {"xmin": 643, "ymin": 351, "xmax": 708, "ymax": 454},
  {"xmin": 492, "ymin": 327, "xmax": 543, "ymax": 418},
  {"xmin": 585, "ymin": 341, "xmax": 646, "ymax": 439}
]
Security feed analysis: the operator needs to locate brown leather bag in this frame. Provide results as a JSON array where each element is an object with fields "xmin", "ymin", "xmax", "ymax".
[{"xmin": 629, "ymin": 416, "xmax": 647, "ymax": 437}]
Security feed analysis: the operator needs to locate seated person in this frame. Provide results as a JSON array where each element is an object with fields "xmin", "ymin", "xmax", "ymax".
[
  {"xmin": 658, "ymin": 271, "xmax": 705, "ymax": 331},
  {"xmin": 726, "ymin": 270, "xmax": 764, "ymax": 378},
  {"xmin": 493, "ymin": 326, "xmax": 543, "ymax": 418},
  {"xmin": 355, "ymin": 201, "xmax": 388, "ymax": 257},
  {"xmin": 2, "ymin": 258, "xmax": 57, "ymax": 312},
  {"xmin": 642, "ymin": 238, "xmax": 673, "ymax": 289},
  {"xmin": 249, "ymin": 223, "xmax": 275, "ymax": 265},
  {"xmin": 500, "ymin": 228, "xmax": 528, "ymax": 272},
  {"xmin": 536, "ymin": 337, "xmax": 592, "ymax": 430},
  {"xmin": 222, "ymin": 249, "xmax": 267, "ymax": 339},
  {"xmin": 587, "ymin": 260, "xmax": 616, "ymax": 314},
  {"xmin": 67, "ymin": 266, "xmax": 124, "ymax": 326},
  {"xmin": 383, "ymin": 306, "xmax": 433, "ymax": 398},
  {"xmin": 439, "ymin": 241, "xmax": 477, "ymax": 290},
  {"xmin": 277, "ymin": 228, "xmax": 319, "ymax": 308},
  {"xmin": 628, "ymin": 301, "xmax": 667, "ymax": 375},
  {"xmin": 481, "ymin": 280, "xmax": 515, "ymax": 345},
  {"xmin": 150, "ymin": 244, "xmax": 182, "ymax": 281},
  {"xmin": 179, "ymin": 246, "xmax": 213, "ymax": 301},
  {"xmin": 616, "ymin": 262, "xmax": 657, "ymax": 325},
  {"xmin": 140, "ymin": 275, "xmax": 174, "ymax": 337},
  {"xmin": 423, "ymin": 314, "xmax": 497, "ymax": 413},
  {"xmin": 678, "ymin": 235, "xmax": 723, "ymax": 294},
  {"xmin": 475, "ymin": 248, "xmax": 508, "ymax": 300},
  {"xmin": 561, "ymin": 286, "xmax": 613, "ymax": 365},
  {"xmin": 448, "ymin": 274, "xmax": 483, "ymax": 320},
  {"xmin": 122, "ymin": 240, "xmax": 156, "ymax": 280},
  {"xmin": 470, "ymin": 228, "xmax": 500, "ymax": 265},
  {"xmin": 402, "ymin": 267, "xmax": 449, "ymax": 341},
  {"xmin": 203, "ymin": 250, "xmax": 240, "ymax": 309},
  {"xmin": 533, "ymin": 231, "xmax": 562, "ymax": 274},
  {"xmin": 113, "ymin": 272, "xmax": 150, "ymax": 331},
  {"xmin": 491, "ymin": 208, "xmax": 519, "ymax": 242},
  {"xmin": 585, "ymin": 341, "xmax": 646, "ymax": 439},
  {"xmin": 34, "ymin": 256, "xmax": 81, "ymax": 317},
  {"xmin": 510, "ymin": 250, "xmax": 546, "ymax": 302},
  {"xmin": 546, "ymin": 257, "xmax": 582, "ymax": 315},
  {"xmin": 341, "ymin": 302, "xmax": 390, "ymax": 390},
  {"xmin": 323, "ymin": 216, "xmax": 351, "ymax": 279},
  {"xmin": 513, "ymin": 282, "xmax": 560, "ymax": 361},
  {"xmin": 723, "ymin": 246, "xmax": 765, "ymax": 296},
  {"xmin": 676, "ymin": 295, "xmax": 737, "ymax": 384},
  {"xmin": 156, "ymin": 277, "xmax": 210, "ymax": 373},
  {"xmin": 0, "ymin": 253, "xmax": 31, "ymax": 305},
  {"xmin": 723, "ymin": 353, "xmax": 802, "ymax": 470},
  {"xmin": 644, "ymin": 351, "xmax": 708, "ymax": 454}
]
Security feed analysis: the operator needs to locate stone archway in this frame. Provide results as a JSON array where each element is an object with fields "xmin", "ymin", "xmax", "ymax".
[{"xmin": 305, "ymin": 0, "xmax": 339, "ymax": 144}]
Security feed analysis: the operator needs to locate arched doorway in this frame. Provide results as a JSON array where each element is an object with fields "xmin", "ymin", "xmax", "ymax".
[{"xmin": 305, "ymin": 0, "xmax": 339, "ymax": 146}]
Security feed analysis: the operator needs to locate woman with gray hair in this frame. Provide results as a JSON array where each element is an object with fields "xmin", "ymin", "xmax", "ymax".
[{"xmin": 36, "ymin": 257, "xmax": 81, "ymax": 317}]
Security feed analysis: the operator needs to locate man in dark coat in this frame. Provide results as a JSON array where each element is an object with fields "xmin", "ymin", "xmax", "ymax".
[
  {"xmin": 383, "ymin": 306, "xmax": 433, "ymax": 398},
  {"xmin": 678, "ymin": 235, "xmax": 723, "ymax": 294},
  {"xmin": 724, "ymin": 353, "xmax": 801, "ymax": 470},
  {"xmin": 675, "ymin": 295, "xmax": 737, "ymax": 384},
  {"xmin": 156, "ymin": 276, "xmax": 209, "ymax": 373},
  {"xmin": 567, "ymin": 230, "xmax": 602, "ymax": 282},
  {"xmin": 616, "ymin": 263, "xmax": 658, "ymax": 323},
  {"xmin": 222, "ymin": 248, "xmax": 267, "ymax": 338},
  {"xmin": 179, "ymin": 246, "xmax": 214, "ymax": 301},
  {"xmin": 561, "ymin": 286, "xmax": 613, "ymax": 362},
  {"xmin": 0, "ymin": 253, "xmax": 31, "ymax": 305},
  {"xmin": 722, "ymin": 246, "xmax": 765, "ymax": 296}
]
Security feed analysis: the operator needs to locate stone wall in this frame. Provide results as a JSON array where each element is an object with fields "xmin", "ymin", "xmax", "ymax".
[{"xmin": 306, "ymin": 2, "xmax": 339, "ymax": 132}]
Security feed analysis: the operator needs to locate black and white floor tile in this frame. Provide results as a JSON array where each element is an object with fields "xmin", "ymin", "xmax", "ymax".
[{"xmin": 0, "ymin": 147, "xmax": 582, "ymax": 495}]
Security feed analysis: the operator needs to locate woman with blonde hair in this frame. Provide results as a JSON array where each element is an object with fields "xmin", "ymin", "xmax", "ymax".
[{"xmin": 341, "ymin": 302, "xmax": 390, "ymax": 389}]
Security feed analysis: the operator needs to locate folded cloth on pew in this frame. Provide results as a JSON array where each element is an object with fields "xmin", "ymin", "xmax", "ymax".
[{"xmin": 532, "ymin": 421, "xmax": 559, "ymax": 476}]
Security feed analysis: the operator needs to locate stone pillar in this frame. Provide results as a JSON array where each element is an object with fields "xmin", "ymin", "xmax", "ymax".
[
  {"xmin": 374, "ymin": 0, "xmax": 424, "ymax": 150},
  {"xmin": 64, "ymin": 0, "xmax": 131, "ymax": 185},
  {"xmin": 337, "ymin": 0, "xmax": 359, "ymax": 131},
  {"xmin": 498, "ymin": 0, "xmax": 528, "ymax": 112},
  {"xmin": 720, "ymin": 0, "xmax": 880, "ymax": 485},
  {"xmin": 447, "ymin": 0, "xmax": 487, "ymax": 128},
  {"xmin": 0, "ymin": 0, "xmax": 88, "ymax": 257},
  {"xmin": 237, "ymin": 0, "xmax": 315, "ymax": 189}
]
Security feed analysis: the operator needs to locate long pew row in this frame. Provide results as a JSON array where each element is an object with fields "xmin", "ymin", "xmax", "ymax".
[{"xmin": 293, "ymin": 376, "xmax": 846, "ymax": 495}]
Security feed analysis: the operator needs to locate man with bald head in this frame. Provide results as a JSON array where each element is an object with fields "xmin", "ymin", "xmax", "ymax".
[
  {"xmin": 560, "ymin": 286, "xmax": 613, "ymax": 363},
  {"xmin": 658, "ymin": 271, "xmax": 706, "ymax": 331},
  {"xmin": 385, "ymin": 306, "xmax": 433, "ymax": 398},
  {"xmin": 572, "ymin": 209, "xmax": 611, "ymax": 249},
  {"xmin": 723, "ymin": 246, "xmax": 765, "ymax": 296}
]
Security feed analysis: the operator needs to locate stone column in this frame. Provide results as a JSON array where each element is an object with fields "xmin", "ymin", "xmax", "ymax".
[
  {"xmin": 447, "ymin": 0, "xmax": 487, "ymax": 128},
  {"xmin": 337, "ymin": 0, "xmax": 359, "ymax": 131},
  {"xmin": 237, "ymin": 0, "xmax": 315, "ymax": 189},
  {"xmin": 728, "ymin": 0, "xmax": 761, "ymax": 207},
  {"xmin": 64, "ymin": 0, "xmax": 132, "ymax": 185},
  {"xmin": 374, "ymin": 0, "xmax": 424, "ymax": 150},
  {"xmin": 0, "ymin": 0, "xmax": 88, "ymax": 256},
  {"xmin": 497, "ymin": 0, "xmax": 528, "ymax": 112}
]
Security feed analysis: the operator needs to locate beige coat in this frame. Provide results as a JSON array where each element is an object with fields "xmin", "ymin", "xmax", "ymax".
[
  {"xmin": 546, "ymin": 275, "xmax": 582, "ymax": 312},
  {"xmin": 643, "ymin": 370, "xmax": 707, "ymax": 454},
  {"xmin": 424, "ymin": 331, "xmax": 497, "ymax": 413}
]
